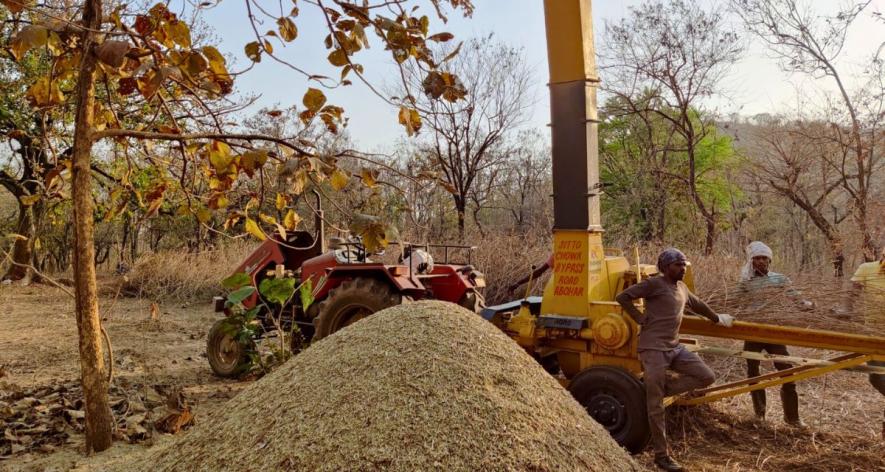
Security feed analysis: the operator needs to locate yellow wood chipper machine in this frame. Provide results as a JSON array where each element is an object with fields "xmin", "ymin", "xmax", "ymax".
[{"xmin": 479, "ymin": 0, "xmax": 885, "ymax": 454}]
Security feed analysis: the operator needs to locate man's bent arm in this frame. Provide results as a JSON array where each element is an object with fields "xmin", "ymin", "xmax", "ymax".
[
  {"xmin": 685, "ymin": 291, "xmax": 720, "ymax": 323},
  {"xmin": 616, "ymin": 292, "xmax": 645, "ymax": 324}
]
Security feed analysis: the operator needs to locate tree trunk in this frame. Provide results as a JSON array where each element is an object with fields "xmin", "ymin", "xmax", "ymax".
[
  {"xmin": 3, "ymin": 201, "xmax": 38, "ymax": 281},
  {"xmin": 703, "ymin": 215, "xmax": 716, "ymax": 256},
  {"xmin": 71, "ymin": 0, "xmax": 113, "ymax": 453},
  {"xmin": 453, "ymin": 195, "xmax": 466, "ymax": 241}
]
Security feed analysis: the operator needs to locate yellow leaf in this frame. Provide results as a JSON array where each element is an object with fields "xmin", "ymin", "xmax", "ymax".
[
  {"xmin": 283, "ymin": 209, "xmax": 301, "ymax": 230},
  {"xmin": 275, "ymin": 193, "xmax": 287, "ymax": 210},
  {"xmin": 302, "ymin": 88, "xmax": 326, "ymax": 113},
  {"xmin": 208, "ymin": 141, "xmax": 233, "ymax": 172},
  {"xmin": 327, "ymin": 49, "xmax": 348, "ymax": 67},
  {"xmin": 240, "ymin": 150, "xmax": 268, "ymax": 175},
  {"xmin": 263, "ymin": 40, "xmax": 274, "ymax": 54},
  {"xmin": 277, "ymin": 17, "xmax": 298, "ymax": 42},
  {"xmin": 196, "ymin": 208, "xmax": 212, "ymax": 223},
  {"xmin": 259, "ymin": 213, "xmax": 278, "ymax": 225},
  {"xmin": 26, "ymin": 77, "xmax": 65, "ymax": 107},
  {"xmin": 276, "ymin": 223, "xmax": 287, "ymax": 240},
  {"xmin": 245, "ymin": 218, "xmax": 266, "ymax": 241},
  {"xmin": 19, "ymin": 194, "xmax": 41, "ymax": 206},
  {"xmin": 168, "ymin": 20, "xmax": 191, "ymax": 48},
  {"xmin": 330, "ymin": 169, "xmax": 350, "ymax": 191},
  {"xmin": 244, "ymin": 41, "xmax": 261, "ymax": 62},
  {"xmin": 33, "ymin": 237, "xmax": 41, "ymax": 250},
  {"xmin": 398, "ymin": 106, "xmax": 421, "ymax": 136},
  {"xmin": 11, "ymin": 25, "xmax": 48, "ymax": 61},
  {"xmin": 290, "ymin": 169, "xmax": 308, "ymax": 195},
  {"xmin": 201, "ymin": 46, "xmax": 229, "ymax": 78},
  {"xmin": 360, "ymin": 168, "xmax": 378, "ymax": 188}
]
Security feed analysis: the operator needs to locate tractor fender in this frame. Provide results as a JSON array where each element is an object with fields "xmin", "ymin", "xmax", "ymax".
[{"xmin": 314, "ymin": 266, "xmax": 425, "ymax": 302}]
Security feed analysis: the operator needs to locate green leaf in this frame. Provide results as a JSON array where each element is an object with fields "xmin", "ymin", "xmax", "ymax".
[
  {"xmin": 259, "ymin": 277, "xmax": 297, "ymax": 305},
  {"xmin": 222, "ymin": 272, "xmax": 252, "ymax": 290},
  {"xmin": 228, "ymin": 286, "xmax": 256, "ymax": 305},
  {"xmin": 299, "ymin": 278, "xmax": 315, "ymax": 312}
]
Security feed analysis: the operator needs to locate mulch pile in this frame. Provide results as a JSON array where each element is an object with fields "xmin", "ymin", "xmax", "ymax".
[
  {"xmin": 0, "ymin": 381, "xmax": 191, "ymax": 459},
  {"xmin": 127, "ymin": 300, "xmax": 642, "ymax": 471}
]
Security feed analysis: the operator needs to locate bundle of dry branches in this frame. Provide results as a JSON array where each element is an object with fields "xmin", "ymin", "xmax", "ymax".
[{"xmin": 703, "ymin": 275, "xmax": 885, "ymax": 336}]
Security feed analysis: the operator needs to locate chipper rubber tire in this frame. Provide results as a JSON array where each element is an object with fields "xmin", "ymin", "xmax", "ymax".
[
  {"xmin": 207, "ymin": 318, "xmax": 255, "ymax": 378},
  {"xmin": 568, "ymin": 365, "xmax": 650, "ymax": 454},
  {"xmin": 313, "ymin": 278, "xmax": 404, "ymax": 340}
]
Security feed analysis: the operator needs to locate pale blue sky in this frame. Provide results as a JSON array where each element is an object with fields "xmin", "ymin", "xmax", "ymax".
[{"xmin": 192, "ymin": 0, "xmax": 885, "ymax": 150}]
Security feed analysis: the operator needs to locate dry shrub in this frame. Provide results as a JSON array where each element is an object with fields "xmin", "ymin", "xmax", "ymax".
[
  {"xmin": 125, "ymin": 301, "xmax": 642, "ymax": 472},
  {"xmin": 464, "ymin": 232, "xmax": 552, "ymax": 305},
  {"xmin": 124, "ymin": 242, "xmax": 254, "ymax": 300}
]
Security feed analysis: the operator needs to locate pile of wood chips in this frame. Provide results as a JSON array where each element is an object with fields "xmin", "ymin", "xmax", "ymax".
[{"xmin": 126, "ymin": 301, "xmax": 642, "ymax": 471}]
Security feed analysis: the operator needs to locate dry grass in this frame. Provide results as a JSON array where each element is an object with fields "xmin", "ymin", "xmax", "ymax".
[
  {"xmin": 469, "ymin": 233, "xmax": 552, "ymax": 304},
  {"xmin": 664, "ymin": 401, "xmax": 884, "ymax": 471},
  {"xmin": 123, "ymin": 242, "xmax": 253, "ymax": 300},
  {"xmin": 124, "ymin": 301, "xmax": 642, "ymax": 472}
]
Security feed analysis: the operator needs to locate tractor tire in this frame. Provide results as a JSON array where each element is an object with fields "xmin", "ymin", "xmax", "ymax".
[
  {"xmin": 206, "ymin": 319, "xmax": 254, "ymax": 378},
  {"xmin": 568, "ymin": 365, "xmax": 650, "ymax": 454},
  {"xmin": 313, "ymin": 278, "xmax": 403, "ymax": 340}
]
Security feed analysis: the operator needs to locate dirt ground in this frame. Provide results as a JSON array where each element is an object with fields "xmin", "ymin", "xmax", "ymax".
[{"xmin": 1, "ymin": 282, "xmax": 883, "ymax": 471}]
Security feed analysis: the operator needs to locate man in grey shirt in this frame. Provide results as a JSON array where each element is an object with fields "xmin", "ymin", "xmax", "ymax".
[{"xmin": 616, "ymin": 248, "xmax": 733, "ymax": 472}]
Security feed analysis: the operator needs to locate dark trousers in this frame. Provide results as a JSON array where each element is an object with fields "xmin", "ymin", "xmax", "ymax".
[
  {"xmin": 640, "ymin": 345, "xmax": 716, "ymax": 457},
  {"xmin": 745, "ymin": 341, "xmax": 799, "ymax": 422}
]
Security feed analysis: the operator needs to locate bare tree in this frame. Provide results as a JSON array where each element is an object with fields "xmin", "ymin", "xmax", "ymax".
[
  {"xmin": 498, "ymin": 129, "xmax": 551, "ymax": 231},
  {"xmin": 732, "ymin": 0, "xmax": 885, "ymax": 261},
  {"xmin": 742, "ymin": 120, "xmax": 850, "ymax": 275},
  {"xmin": 601, "ymin": 0, "xmax": 744, "ymax": 254},
  {"xmin": 400, "ymin": 36, "xmax": 533, "ymax": 240}
]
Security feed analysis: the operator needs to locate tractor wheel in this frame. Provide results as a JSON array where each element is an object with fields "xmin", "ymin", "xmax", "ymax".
[
  {"xmin": 568, "ymin": 365, "xmax": 650, "ymax": 454},
  {"xmin": 458, "ymin": 290, "xmax": 486, "ymax": 313},
  {"xmin": 313, "ymin": 278, "xmax": 403, "ymax": 340},
  {"xmin": 206, "ymin": 319, "xmax": 254, "ymax": 378}
]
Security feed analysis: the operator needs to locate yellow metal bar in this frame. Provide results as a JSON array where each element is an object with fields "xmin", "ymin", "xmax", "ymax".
[
  {"xmin": 683, "ymin": 344, "xmax": 885, "ymax": 374},
  {"xmin": 692, "ymin": 353, "xmax": 860, "ymax": 395},
  {"xmin": 544, "ymin": 0, "xmax": 596, "ymax": 84},
  {"xmin": 680, "ymin": 316, "xmax": 885, "ymax": 355},
  {"xmin": 672, "ymin": 354, "xmax": 871, "ymax": 406}
]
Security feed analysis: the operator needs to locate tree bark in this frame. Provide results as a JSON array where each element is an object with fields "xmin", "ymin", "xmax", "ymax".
[
  {"xmin": 3, "ymin": 201, "xmax": 39, "ymax": 281},
  {"xmin": 71, "ymin": 0, "xmax": 113, "ymax": 453}
]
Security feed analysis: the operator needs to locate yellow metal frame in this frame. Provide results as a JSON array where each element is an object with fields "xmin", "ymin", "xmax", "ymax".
[{"xmin": 669, "ymin": 353, "xmax": 879, "ymax": 406}]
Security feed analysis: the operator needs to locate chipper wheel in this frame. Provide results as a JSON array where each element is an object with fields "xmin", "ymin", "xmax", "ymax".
[
  {"xmin": 207, "ymin": 318, "xmax": 255, "ymax": 377},
  {"xmin": 568, "ymin": 365, "xmax": 650, "ymax": 454},
  {"xmin": 313, "ymin": 278, "xmax": 404, "ymax": 340}
]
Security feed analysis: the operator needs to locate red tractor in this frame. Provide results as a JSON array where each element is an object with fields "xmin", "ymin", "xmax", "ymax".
[{"xmin": 207, "ymin": 194, "xmax": 486, "ymax": 377}]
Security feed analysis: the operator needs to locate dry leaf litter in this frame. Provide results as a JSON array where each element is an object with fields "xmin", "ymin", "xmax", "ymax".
[
  {"xmin": 127, "ymin": 300, "xmax": 643, "ymax": 472},
  {"xmin": 0, "ymin": 381, "xmax": 191, "ymax": 459}
]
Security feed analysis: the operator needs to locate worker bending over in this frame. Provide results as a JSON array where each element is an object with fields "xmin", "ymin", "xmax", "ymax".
[
  {"xmin": 616, "ymin": 248, "xmax": 734, "ymax": 472},
  {"xmin": 738, "ymin": 241, "xmax": 809, "ymax": 427}
]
